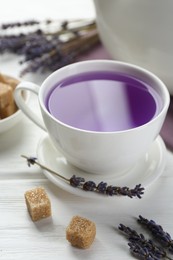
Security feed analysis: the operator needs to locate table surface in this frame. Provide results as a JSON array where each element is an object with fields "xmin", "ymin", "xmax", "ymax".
[{"xmin": 1, "ymin": 1, "xmax": 173, "ymax": 260}]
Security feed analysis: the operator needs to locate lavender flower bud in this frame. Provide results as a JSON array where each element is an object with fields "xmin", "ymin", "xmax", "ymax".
[
  {"xmin": 69, "ymin": 175, "xmax": 85, "ymax": 188},
  {"xmin": 97, "ymin": 181, "xmax": 107, "ymax": 193},
  {"xmin": 27, "ymin": 157, "xmax": 37, "ymax": 167},
  {"xmin": 83, "ymin": 181, "xmax": 96, "ymax": 191}
]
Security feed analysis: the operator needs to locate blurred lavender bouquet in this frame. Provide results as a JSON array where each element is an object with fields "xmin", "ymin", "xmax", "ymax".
[{"xmin": 0, "ymin": 19, "xmax": 100, "ymax": 76}]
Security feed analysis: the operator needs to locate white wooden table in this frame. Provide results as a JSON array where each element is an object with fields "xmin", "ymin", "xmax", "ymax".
[{"xmin": 1, "ymin": 1, "xmax": 173, "ymax": 259}]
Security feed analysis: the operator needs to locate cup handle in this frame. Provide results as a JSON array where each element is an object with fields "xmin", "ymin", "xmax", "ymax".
[{"xmin": 14, "ymin": 81, "xmax": 46, "ymax": 131}]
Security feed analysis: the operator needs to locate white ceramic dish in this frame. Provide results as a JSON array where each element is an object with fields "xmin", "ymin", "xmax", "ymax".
[
  {"xmin": 0, "ymin": 75, "xmax": 29, "ymax": 134},
  {"xmin": 37, "ymin": 134, "xmax": 166, "ymax": 199}
]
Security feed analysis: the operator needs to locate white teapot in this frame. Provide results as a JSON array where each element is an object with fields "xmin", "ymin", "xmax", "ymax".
[{"xmin": 94, "ymin": 0, "xmax": 173, "ymax": 94}]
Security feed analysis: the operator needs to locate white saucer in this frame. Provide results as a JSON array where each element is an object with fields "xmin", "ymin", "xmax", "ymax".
[{"xmin": 37, "ymin": 134, "xmax": 166, "ymax": 199}]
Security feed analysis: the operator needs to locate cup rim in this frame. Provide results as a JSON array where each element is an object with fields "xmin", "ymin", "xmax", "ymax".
[{"xmin": 39, "ymin": 59, "xmax": 170, "ymax": 134}]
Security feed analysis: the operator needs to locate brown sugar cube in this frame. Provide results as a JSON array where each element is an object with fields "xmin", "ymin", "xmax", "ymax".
[
  {"xmin": 0, "ymin": 73, "xmax": 6, "ymax": 83},
  {"xmin": 24, "ymin": 187, "xmax": 51, "ymax": 221},
  {"xmin": 3, "ymin": 75, "xmax": 20, "ymax": 90},
  {"xmin": 0, "ymin": 82, "xmax": 17, "ymax": 119},
  {"xmin": 1, "ymin": 104, "xmax": 17, "ymax": 119},
  {"xmin": 0, "ymin": 83, "xmax": 13, "ymax": 108},
  {"xmin": 66, "ymin": 216, "xmax": 96, "ymax": 249}
]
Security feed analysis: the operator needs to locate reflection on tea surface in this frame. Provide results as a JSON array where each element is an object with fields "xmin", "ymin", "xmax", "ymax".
[{"xmin": 46, "ymin": 71, "xmax": 162, "ymax": 132}]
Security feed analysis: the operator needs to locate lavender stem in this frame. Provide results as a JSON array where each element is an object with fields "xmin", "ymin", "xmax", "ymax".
[{"xmin": 21, "ymin": 154, "xmax": 69, "ymax": 182}]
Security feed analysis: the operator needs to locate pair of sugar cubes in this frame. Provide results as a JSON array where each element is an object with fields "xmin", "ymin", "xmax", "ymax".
[{"xmin": 25, "ymin": 187, "xmax": 96, "ymax": 249}]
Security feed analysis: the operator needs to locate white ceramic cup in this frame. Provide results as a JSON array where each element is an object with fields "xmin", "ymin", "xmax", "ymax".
[
  {"xmin": 94, "ymin": 0, "xmax": 173, "ymax": 95},
  {"xmin": 14, "ymin": 60, "xmax": 170, "ymax": 174}
]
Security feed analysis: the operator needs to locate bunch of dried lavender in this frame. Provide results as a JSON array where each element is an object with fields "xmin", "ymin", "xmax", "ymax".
[
  {"xmin": 0, "ymin": 19, "xmax": 100, "ymax": 76},
  {"xmin": 138, "ymin": 216, "xmax": 173, "ymax": 253},
  {"xmin": 22, "ymin": 155, "xmax": 144, "ymax": 198},
  {"xmin": 119, "ymin": 224, "xmax": 172, "ymax": 259}
]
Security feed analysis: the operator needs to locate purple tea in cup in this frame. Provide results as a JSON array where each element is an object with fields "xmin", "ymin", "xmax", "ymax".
[{"xmin": 46, "ymin": 71, "xmax": 162, "ymax": 132}]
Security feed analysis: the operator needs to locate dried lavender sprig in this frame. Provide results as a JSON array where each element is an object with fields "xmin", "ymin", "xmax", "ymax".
[
  {"xmin": 21, "ymin": 155, "xmax": 144, "ymax": 198},
  {"xmin": 138, "ymin": 216, "xmax": 173, "ymax": 253},
  {"xmin": 0, "ymin": 20, "xmax": 40, "ymax": 30},
  {"xmin": 20, "ymin": 37, "xmax": 61, "ymax": 62},
  {"xmin": 128, "ymin": 242, "xmax": 158, "ymax": 260},
  {"xmin": 118, "ymin": 224, "xmax": 172, "ymax": 259},
  {"xmin": 0, "ymin": 32, "xmax": 47, "ymax": 54}
]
